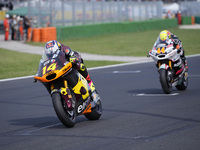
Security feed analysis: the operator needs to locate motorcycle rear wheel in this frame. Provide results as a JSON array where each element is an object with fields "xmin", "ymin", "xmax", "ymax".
[
  {"xmin": 52, "ymin": 93, "xmax": 76, "ymax": 128},
  {"xmin": 176, "ymin": 72, "xmax": 188, "ymax": 91},
  {"xmin": 84, "ymin": 100, "xmax": 102, "ymax": 120},
  {"xmin": 159, "ymin": 69, "xmax": 171, "ymax": 94}
]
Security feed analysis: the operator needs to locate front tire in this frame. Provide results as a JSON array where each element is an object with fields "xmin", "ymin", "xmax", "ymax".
[
  {"xmin": 52, "ymin": 93, "xmax": 76, "ymax": 128},
  {"xmin": 159, "ymin": 69, "xmax": 171, "ymax": 94}
]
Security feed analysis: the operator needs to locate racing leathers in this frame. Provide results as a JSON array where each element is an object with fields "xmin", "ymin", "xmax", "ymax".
[
  {"xmin": 168, "ymin": 33, "xmax": 188, "ymax": 71},
  {"xmin": 153, "ymin": 31, "xmax": 188, "ymax": 71},
  {"xmin": 35, "ymin": 41, "xmax": 97, "ymax": 102},
  {"xmin": 59, "ymin": 43, "xmax": 97, "ymax": 98}
]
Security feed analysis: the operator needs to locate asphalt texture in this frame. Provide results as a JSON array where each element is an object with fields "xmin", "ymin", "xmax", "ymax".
[{"xmin": 0, "ymin": 55, "xmax": 200, "ymax": 150}]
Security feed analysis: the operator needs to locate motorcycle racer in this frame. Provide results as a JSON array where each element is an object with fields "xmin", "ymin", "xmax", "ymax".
[
  {"xmin": 152, "ymin": 30, "xmax": 188, "ymax": 71},
  {"xmin": 36, "ymin": 40, "xmax": 97, "ymax": 100},
  {"xmin": 148, "ymin": 30, "xmax": 188, "ymax": 94}
]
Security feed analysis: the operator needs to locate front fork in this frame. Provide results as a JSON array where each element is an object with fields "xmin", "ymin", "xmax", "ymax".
[
  {"xmin": 158, "ymin": 60, "xmax": 172, "ymax": 71},
  {"xmin": 51, "ymin": 80, "xmax": 74, "ymax": 111},
  {"xmin": 158, "ymin": 61, "xmax": 173, "ymax": 84}
]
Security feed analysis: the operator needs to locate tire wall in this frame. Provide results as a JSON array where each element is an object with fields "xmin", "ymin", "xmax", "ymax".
[
  {"xmin": 181, "ymin": 16, "xmax": 200, "ymax": 25},
  {"xmin": 31, "ymin": 27, "xmax": 57, "ymax": 43},
  {"xmin": 195, "ymin": 16, "xmax": 200, "ymax": 24}
]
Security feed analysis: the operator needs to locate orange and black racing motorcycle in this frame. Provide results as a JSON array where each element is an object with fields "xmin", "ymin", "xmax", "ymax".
[{"xmin": 34, "ymin": 50, "xmax": 102, "ymax": 128}]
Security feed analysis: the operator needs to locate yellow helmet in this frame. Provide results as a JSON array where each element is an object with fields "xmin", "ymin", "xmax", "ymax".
[{"xmin": 159, "ymin": 30, "xmax": 171, "ymax": 41}]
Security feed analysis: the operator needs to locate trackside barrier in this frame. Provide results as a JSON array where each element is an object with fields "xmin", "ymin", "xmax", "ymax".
[
  {"xmin": 181, "ymin": 16, "xmax": 200, "ymax": 25},
  {"xmin": 181, "ymin": 16, "xmax": 192, "ymax": 25},
  {"xmin": 41, "ymin": 27, "xmax": 57, "ymax": 43},
  {"xmin": 32, "ymin": 28, "xmax": 41, "ymax": 42},
  {"xmin": 191, "ymin": 16, "xmax": 195, "ymax": 25},
  {"xmin": 32, "ymin": 27, "xmax": 57, "ymax": 43},
  {"xmin": 56, "ymin": 19, "xmax": 178, "ymax": 41},
  {"xmin": 195, "ymin": 16, "xmax": 200, "ymax": 24}
]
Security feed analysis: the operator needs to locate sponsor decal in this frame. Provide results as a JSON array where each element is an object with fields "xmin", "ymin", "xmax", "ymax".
[
  {"xmin": 174, "ymin": 60, "xmax": 181, "ymax": 67},
  {"xmin": 43, "ymin": 60, "xmax": 50, "ymax": 66},
  {"xmin": 46, "ymin": 42, "xmax": 54, "ymax": 48},
  {"xmin": 62, "ymin": 65, "xmax": 71, "ymax": 73},
  {"xmin": 77, "ymin": 101, "xmax": 88, "ymax": 113}
]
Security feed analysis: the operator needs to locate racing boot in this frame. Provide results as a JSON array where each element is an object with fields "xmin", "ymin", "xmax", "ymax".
[
  {"xmin": 180, "ymin": 49, "xmax": 188, "ymax": 72},
  {"xmin": 181, "ymin": 56, "xmax": 188, "ymax": 72},
  {"xmin": 85, "ymin": 74, "xmax": 95, "ymax": 91},
  {"xmin": 78, "ymin": 63, "xmax": 96, "ymax": 92},
  {"xmin": 85, "ymin": 74, "xmax": 99, "ymax": 103},
  {"xmin": 78, "ymin": 63, "xmax": 100, "ymax": 103},
  {"xmin": 184, "ymin": 59, "xmax": 188, "ymax": 72}
]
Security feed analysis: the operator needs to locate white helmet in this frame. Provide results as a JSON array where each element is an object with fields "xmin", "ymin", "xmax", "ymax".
[{"xmin": 44, "ymin": 40, "xmax": 60, "ymax": 55}]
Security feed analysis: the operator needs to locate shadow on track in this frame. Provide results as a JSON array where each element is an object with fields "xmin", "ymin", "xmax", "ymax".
[{"xmin": 8, "ymin": 116, "xmax": 88, "ymax": 128}]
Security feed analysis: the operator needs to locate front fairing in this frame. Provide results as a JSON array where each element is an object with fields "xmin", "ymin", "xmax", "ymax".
[
  {"xmin": 149, "ymin": 39, "xmax": 180, "ymax": 62},
  {"xmin": 35, "ymin": 51, "xmax": 72, "ymax": 82},
  {"xmin": 38, "ymin": 51, "xmax": 66, "ymax": 76}
]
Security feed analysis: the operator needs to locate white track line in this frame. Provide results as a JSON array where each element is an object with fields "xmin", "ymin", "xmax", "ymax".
[
  {"xmin": 135, "ymin": 93, "xmax": 179, "ymax": 96},
  {"xmin": 0, "ymin": 54, "xmax": 199, "ymax": 83},
  {"xmin": 0, "ymin": 60, "xmax": 151, "ymax": 83}
]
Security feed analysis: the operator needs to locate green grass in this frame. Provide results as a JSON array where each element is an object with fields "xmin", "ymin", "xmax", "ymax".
[
  {"xmin": 1, "ymin": 27, "xmax": 200, "ymax": 79},
  {"xmin": 29, "ymin": 27, "xmax": 200, "ymax": 56},
  {"xmin": 0, "ymin": 49, "xmax": 123, "ymax": 79},
  {"xmin": 0, "ymin": 49, "xmax": 40, "ymax": 79}
]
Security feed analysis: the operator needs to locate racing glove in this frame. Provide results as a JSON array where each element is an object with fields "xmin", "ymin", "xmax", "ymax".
[
  {"xmin": 69, "ymin": 56, "xmax": 83, "ymax": 71},
  {"xmin": 173, "ymin": 39, "xmax": 182, "ymax": 52},
  {"xmin": 69, "ymin": 56, "xmax": 79, "ymax": 64}
]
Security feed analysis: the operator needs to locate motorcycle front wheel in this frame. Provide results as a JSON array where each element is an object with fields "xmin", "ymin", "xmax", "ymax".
[
  {"xmin": 159, "ymin": 69, "xmax": 171, "ymax": 94},
  {"xmin": 52, "ymin": 93, "xmax": 76, "ymax": 128}
]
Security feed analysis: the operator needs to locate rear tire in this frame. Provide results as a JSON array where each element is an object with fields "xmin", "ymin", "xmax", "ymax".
[
  {"xmin": 52, "ymin": 93, "xmax": 76, "ymax": 128},
  {"xmin": 176, "ymin": 72, "xmax": 188, "ymax": 91},
  {"xmin": 159, "ymin": 69, "xmax": 171, "ymax": 94},
  {"xmin": 84, "ymin": 100, "xmax": 102, "ymax": 120}
]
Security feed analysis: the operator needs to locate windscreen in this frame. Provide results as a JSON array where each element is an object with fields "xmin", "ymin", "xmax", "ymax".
[{"xmin": 42, "ymin": 49, "xmax": 60, "ymax": 62}]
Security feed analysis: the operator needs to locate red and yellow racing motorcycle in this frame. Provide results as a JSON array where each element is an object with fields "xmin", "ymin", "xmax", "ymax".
[{"xmin": 34, "ymin": 50, "xmax": 102, "ymax": 128}]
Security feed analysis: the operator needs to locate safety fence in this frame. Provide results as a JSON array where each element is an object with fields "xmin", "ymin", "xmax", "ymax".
[
  {"xmin": 180, "ymin": 2, "xmax": 200, "ymax": 17},
  {"xmin": 31, "ymin": 15, "xmax": 200, "ymax": 42},
  {"xmin": 25, "ymin": 0, "xmax": 163, "ymax": 28}
]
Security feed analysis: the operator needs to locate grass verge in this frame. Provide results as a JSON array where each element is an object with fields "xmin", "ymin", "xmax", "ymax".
[
  {"xmin": 29, "ymin": 27, "xmax": 200, "ymax": 56},
  {"xmin": 1, "ymin": 27, "xmax": 200, "ymax": 79},
  {"xmin": 0, "ymin": 49, "xmax": 123, "ymax": 79}
]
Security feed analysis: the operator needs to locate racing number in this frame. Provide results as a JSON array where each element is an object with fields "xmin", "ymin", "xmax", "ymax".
[
  {"xmin": 43, "ymin": 63, "xmax": 57, "ymax": 75},
  {"xmin": 157, "ymin": 47, "xmax": 165, "ymax": 54}
]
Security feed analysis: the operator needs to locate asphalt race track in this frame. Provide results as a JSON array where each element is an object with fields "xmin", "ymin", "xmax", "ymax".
[{"xmin": 0, "ymin": 55, "xmax": 200, "ymax": 150}]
